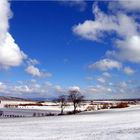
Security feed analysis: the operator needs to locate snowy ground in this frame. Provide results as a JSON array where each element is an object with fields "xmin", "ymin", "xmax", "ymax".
[{"xmin": 0, "ymin": 105, "xmax": 140, "ymax": 140}]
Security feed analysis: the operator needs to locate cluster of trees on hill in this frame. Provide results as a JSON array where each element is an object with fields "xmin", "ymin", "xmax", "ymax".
[{"xmin": 57, "ymin": 88, "xmax": 84, "ymax": 115}]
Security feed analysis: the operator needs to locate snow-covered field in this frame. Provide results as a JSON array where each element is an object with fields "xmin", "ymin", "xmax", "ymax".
[{"xmin": 0, "ymin": 105, "xmax": 140, "ymax": 140}]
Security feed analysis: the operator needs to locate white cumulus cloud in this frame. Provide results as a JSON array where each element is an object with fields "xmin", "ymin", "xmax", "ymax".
[
  {"xmin": 0, "ymin": 0, "xmax": 27, "ymax": 69},
  {"xmin": 118, "ymin": 0, "xmax": 140, "ymax": 12},
  {"xmin": 73, "ymin": 5, "xmax": 138, "ymax": 41},
  {"xmin": 0, "ymin": 33, "xmax": 26, "ymax": 69},
  {"xmin": 89, "ymin": 59, "xmax": 122, "ymax": 71},
  {"xmin": 97, "ymin": 77, "xmax": 106, "ymax": 83},
  {"xmin": 107, "ymin": 36, "xmax": 140, "ymax": 63},
  {"xmin": 123, "ymin": 66, "xmax": 135, "ymax": 75},
  {"xmin": 73, "ymin": 4, "xmax": 140, "ymax": 64},
  {"xmin": 102, "ymin": 72, "xmax": 111, "ymax": 78},
  {"xmin": 25, "ymin": 65, "xmax": 41, "ymax": 77},
  {"xmin": 25, "ymin": 65, "xmax": 52, "ymax": 78}
]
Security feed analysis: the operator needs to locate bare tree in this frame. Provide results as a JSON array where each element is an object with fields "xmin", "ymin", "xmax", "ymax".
[
  {"xmin": 57, "ymin": 95, "xmax": 67, "ymax": 115},
  {"xmin": 68, "ymin": 89, "xmax": 84, "ymax": 114}
]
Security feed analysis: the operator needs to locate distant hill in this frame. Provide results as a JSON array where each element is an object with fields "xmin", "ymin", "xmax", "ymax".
[
  {"xmin": 0, "ymin": 96, "xmax": 140, "ymax": 102},
  {"xmin": 86, "ymin": 98, "xmax": 140, "ymax": 101},
  {"xmin": 0, "ymin": 96, "xmax": 55, "ymax": 102},
  {"xmin": 0, "ymin": 96, "xmax": 34, "ymax": 101}
]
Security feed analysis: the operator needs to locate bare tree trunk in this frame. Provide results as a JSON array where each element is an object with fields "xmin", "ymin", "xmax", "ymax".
[
  {"xmin": 61, "ymin": 107, "xmax": 63, "ymax": 114},
  {"xmin": 60, "ymin": 104, "xmax": 64, "ymax": 114},
  {"xmin": 73, "ymin": 103, "xmax": 77, "ymax": 114}
]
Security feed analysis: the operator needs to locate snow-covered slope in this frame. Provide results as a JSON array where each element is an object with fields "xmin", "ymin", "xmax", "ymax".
[{"xmin": 0, "ymin": 105, "xmax": 140, "ymax": 140}]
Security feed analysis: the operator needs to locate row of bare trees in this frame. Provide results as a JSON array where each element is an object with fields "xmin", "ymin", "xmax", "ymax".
[{"xmin": 57, "ymin": 88, "xmax": 84, "ymax": 115}]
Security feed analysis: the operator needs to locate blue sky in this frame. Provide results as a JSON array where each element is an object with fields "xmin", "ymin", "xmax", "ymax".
[
  {"xmin": 9, "ymin": 1, "xmax": 103, "ymax": 86},
  {"xmin": 0, "ymin": 0, "xmax": 140, "ymax": 99}
]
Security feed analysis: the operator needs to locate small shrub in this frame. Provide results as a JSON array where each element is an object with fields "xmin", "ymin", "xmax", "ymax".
[
  {"xmin": 66, "ymin": 111, "xmax": 74, "ymax": 115},
  {"xmin": 46, "ymin": 113, "xmax": 55, "ymax": 116},
  {"xmin": 86, "ymin": 105, "xmax": 96, "ymax": 111},
  {"xmin": 110, "ymin": 102, "xmax": 129, "ymax": 109},
  {"xmin": 101, "ymin": 104, "xmax": 110, "ymax": 109},
  {"xmin": 33, "ymin": 112, "xmax": 36, "ymax": 117},
  {"xmin": 66, "ymin": 110, "xmax": 81, "ymax": 115}
]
